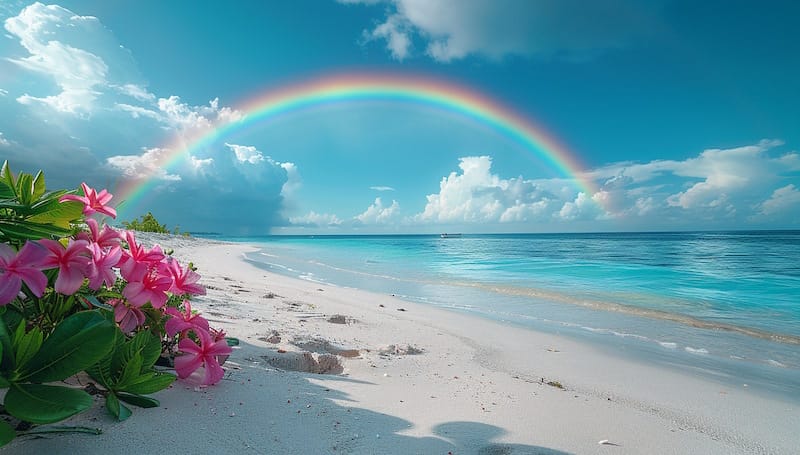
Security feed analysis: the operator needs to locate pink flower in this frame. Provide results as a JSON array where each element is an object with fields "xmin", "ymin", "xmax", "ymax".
[
  {"xmin": 87, "ymin": 244, "xmax": 122, "ymax": 290},
  {"xmin": 0, "ymin": 241, "xmax": 49, "ymax": 305},
  {"xmin": 174, "ymin": 328, "xmax": 232, "ymax": 385},
  {"xmin": 110, "ymin": 299, "xmax": 146, "ymax": 332},
  {"xmin": 59, "ymin": 182, "xmax": 117, "ymax": 219},
  {"xmin": 84, "ymin": 218, "xmax": 122, "ymax": 249},
  {"xmin": 167, "ymin": 258, "xmax": 205, "ymax": 296},
  {"xmin": 40, "ymin": 239, "xmax": 91, "ymax": 295},
  {"xmin": 119, "ymin": 231, "xmax": 164, "ymax": 281},
  {"xmin": 165, "ymin": 301, "xmax": 209, "ymax": 338},
  {"xmin": 122, "ymin": 262, "xmax": 172, "ymax": 309}
]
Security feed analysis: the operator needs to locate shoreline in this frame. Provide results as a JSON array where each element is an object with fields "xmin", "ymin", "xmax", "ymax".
[{"xmin": 8, "ymin": 234, "xmax": 798, "ymax": 454}]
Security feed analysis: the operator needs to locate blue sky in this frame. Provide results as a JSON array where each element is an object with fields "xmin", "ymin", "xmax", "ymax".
[{"xmin": 0, "ymin": 1, "xmax": 798, "ymax": 234}]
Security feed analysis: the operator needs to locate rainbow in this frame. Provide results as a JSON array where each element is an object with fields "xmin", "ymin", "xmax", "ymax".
[{"xmin": 116, "ymin": 73, "xmax": 598, "ymax": 215}]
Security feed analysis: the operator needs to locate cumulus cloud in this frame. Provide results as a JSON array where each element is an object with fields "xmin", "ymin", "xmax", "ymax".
[
  {"xmin": 3, "ymin": 3, "xmax": 139, "ymax": 113},
  {"xmin": 352, "ymin": 0, "xmax": 663, "ymax": 62},
  {"xmin": 415, "ymin": 156, "xmax": 559, "ymax": 223},
  {"xmin": 356, "ymin": 197, "xmax": 400, "ymax": 224},
  {"xmin": 226, "ymin": 143, "xmax": 265, "ymax": 164},
  {"xmin": 106, "ymin": 148, "xmax": 181, "ymax": 181},
  {"xmin": 0, "ymin": 3, "xmax": 286, "ymax": 234},
  {"xmin": 759, "ymin": 184, "xmax": 800, "ymax": 216}
]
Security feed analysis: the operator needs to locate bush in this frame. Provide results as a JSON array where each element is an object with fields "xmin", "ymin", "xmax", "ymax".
[
  {"xmin": 121, "ymin": 212, "xmax": 187, "ymax": 236},
  {"xmin": 0, "ymin": 161, "xmax": 229, "ymax": 446}
]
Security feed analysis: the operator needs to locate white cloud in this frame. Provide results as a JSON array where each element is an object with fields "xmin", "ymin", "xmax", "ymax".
[
  {"xmin": 115, "ymin": 103, "xmax": 163, "ymax": 121},
  {"xmin": 188, "ymin": 155, "xmax": 214, "ymax": 174},
  {"xmin": 0, "ymin": 89, "xmax": 8, "ymax": 97},
  {"xmin": 289, "ymin": 211, "xmax": 342, "ymax": 227},
  {"xmin": 415, "ymin": 156, "xmax": 559, "ymax": 223},
  {"xmin": 114, "ymin": 83, "xmax": 155, "ymax": 102},
  {"xmin": 0, "ymin": 132, "xmax": 9, "ymax": 147},
  {"xmin": 106, "ymin": 148, "xmax": 181, "ymax": 181},
  {"xmin": 665, "ymin": 140, "xmax": 786, "ymax": 210},
  {"xmin": 225, "ymin": 143, "xmax": 264, "ymax": 164},
  {"xmin": 370, "ymin": 186, "xmax": 395, "ymax": 191},
  {"xmin": 279, "ymin": 162, "xmax": 301, "ymax": 197},
  {"xmin": 354, "ymin": 0, "xmax": 662, "ymax": 62},
  {"xmin": 759, "ymin": 184, "xmax": 800, "ymax": 216},
  {"xmin": 356, "ymin": 197, "xmax": 400, "ymax": 224},
  {"xmin": 3, "ymin": 3, "xmax": 126, "ymax": 113},
  {"xmin": 365, "ymin": 13, "xmax": 412, "ymax": 60}
]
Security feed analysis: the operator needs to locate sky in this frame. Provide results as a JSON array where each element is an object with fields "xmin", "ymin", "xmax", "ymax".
[{"xmin": 0, "ymin": 0, "xmax": 798, "ymax": 235}]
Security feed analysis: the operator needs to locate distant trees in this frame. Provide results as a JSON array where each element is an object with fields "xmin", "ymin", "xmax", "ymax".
[{"xmin": 121, "ymin": 212, "xmax": 188, "ymax": 236}]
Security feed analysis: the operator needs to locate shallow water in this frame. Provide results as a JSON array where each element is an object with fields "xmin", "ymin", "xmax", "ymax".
[{"xmin": 208, "ymin": 231, "xmax": 800, "ymax": 399}]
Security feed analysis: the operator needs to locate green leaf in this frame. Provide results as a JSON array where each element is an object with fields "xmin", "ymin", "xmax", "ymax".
[
  {"xmin": 86, "ymin": 330, "xmax": 123, "ymax": 389},
  {"xmin": 0, "ymin": 179, "xmax": 13, "ymax": 200},
  {"xmin": 28, "ymin": 198, "xmax": 83, "ymax": 230},
  {"xmin": 117, "ymin": 392, "xmax": 160, "ymax": 408},
  {"xmin": 5, "ymin": 383, "xmax": 92, "ymax": 424},
  {"xmin": 1, "ymin": 161, "xmax": 15, "ymax": 195},
  {"xmin": 0, "ymin": 314, "xmax": 15, "ymax": 373},
  {"xmin": 226, "ymin": 337, "xmax": 240, "ymax": 346},
  {"xmin": 31, "ymin": 170, "xmax": 46, "ymax": 201},
  {"xmin": 105, "ymin": 392, "xmax": 132, "ymax": 421},
  {"xmin": 0, "ymin": 219, "xmax": 73, "ymax": 241},
  {"xmin": 117, "ymin": 353, "xmax": 143, "ymax": 388},
  {"xmin": 15, "ymin": 173, "xmax": 33, "ymax": 206},
  {"xmin": 122, "ymin": 372, "xmax": 175, "ymax": 395},
  {"xmin": 0, "ymin": 420, "xmax": 15, "ymax": 447},
  {"xmin": 20, "ymin": 311, "xmax": 116, "ymax": 383},
  {"xmin": 13, "ymin": 325, "xmax": 42, "ymax": 368}
]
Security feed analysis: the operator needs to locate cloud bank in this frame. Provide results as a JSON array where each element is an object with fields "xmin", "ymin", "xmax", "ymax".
[{"xmin": 348, "ymin": 0, "xmax": 663, "ymax": 62}]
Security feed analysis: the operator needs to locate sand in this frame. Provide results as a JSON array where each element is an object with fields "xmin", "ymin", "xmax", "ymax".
[{"xmin": 5, "ymin": 234, "xmax": 798, "ymax": 454}]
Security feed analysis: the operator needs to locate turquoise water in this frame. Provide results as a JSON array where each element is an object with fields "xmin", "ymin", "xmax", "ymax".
[{"xmin": 210, "ymin": 231, "xmax": 800, "ymax": 398}]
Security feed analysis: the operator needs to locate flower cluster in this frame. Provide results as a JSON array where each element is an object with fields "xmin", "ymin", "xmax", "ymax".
[{"xmin": 0, "ymin": 182, "xmax": 230, "ymax": 386}]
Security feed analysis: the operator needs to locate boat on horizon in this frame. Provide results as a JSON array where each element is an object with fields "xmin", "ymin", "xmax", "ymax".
[{"xmin": 440, "ymin": 233, "xmax": 462, "ymax": 238}]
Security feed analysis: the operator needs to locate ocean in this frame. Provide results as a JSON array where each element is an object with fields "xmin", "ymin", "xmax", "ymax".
[{"xmin": 211, "ymin": 231, "xmax": 800, "ymax": 399}]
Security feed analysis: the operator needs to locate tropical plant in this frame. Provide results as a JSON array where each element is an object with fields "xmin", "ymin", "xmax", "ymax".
[{"xmin": 0, "ymin": 161, "xmax": 230, "ymax": 446}]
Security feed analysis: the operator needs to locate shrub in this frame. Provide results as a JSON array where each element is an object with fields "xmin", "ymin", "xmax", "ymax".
[{"xmin": 0, "ymin": 161, "xmax": 229, "ymax": 446}]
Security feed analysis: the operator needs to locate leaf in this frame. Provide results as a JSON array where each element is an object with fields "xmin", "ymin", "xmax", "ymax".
[
  {"xmin": 0, "ymin": 179, "xmax": 13, "ymax": 200},
  {"xmin": 116, "ymin": 353, "xmax": 143, "ymax": 388},
  {"xmin": 85, "ymin": 330, "xmax": 123, "ymax": 389},
  {"xmin": 1, "ymin": 161, "xmax": 15, "ymax": 195},
  {"xmin": 31, "ymin": 170, "xmax": 46, "ymax": 201},
  {"xmin": 112, "ymin": 331, "xmax": 158, "ymax": 378},
  {"xmin": 0, "ymin": 314, "xmax": 15, "ymax": 373},
  {"xmin": 0, "ymin": 220, "xmax": 73, "ymax": 241},
  {"xmin": 0, "ymin": 420, "xmax": 15, "ymax": 447},
  {"xmin": 20, "ymin": 311, "xmax": 116, "ymax": 383},
  {"xmin": 105, "ymin": 392, "xmax": 132, "ymax": 421},
  {"xmin": 122, "ymin": 372, "xmax": 175, "ymax": 395},
  {"xmin": 226, "ymin": 337, "xmax": 240, "ymax": 346},
  {"xmin": 4, "ymin": 383, "xmax": 92, "ymax": 424},
  {"xmin": 13, "ymin": 325, "xmax": 42, "ymax": 368},
  {"xmin": 15, "ymin": 173, "xmax": 33, "ymax": 206},
  {"xmin": 28, "ymin": 198, "xmax": 83, "ymax": 230},
  {"xmin": 117, "ymin": 392, "xmax": 160, "ymax": 408}
]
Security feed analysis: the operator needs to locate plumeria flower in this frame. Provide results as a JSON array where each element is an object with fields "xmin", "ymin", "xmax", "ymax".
[
  {"xmin": 122, "ymin": 262, "xmax": 172, "ymax": 309},
  {"xmin": 40, "ymin": 239, "xmax": 91, "ymax": 295},
  {"xmin": 109, "ymin": 298, "xmax": 146, "ymax": 333},
  {"xmin": 81, "ymin": 218, "xmax": 122, "ymax": 249},
  {"xmin": 0, "ymin": 241, "xmax": 50, "ymax": 305},
  {"xmin": 165, "ymin": 300, "xmax": 210, "ymax": 338},
  {"xmin": 167, "ymin": 258, "xmax": 205, "ymax": 296},
  {"xmin": 59, "ymin": 182, "xmax": 117, "ymax": 218},
  {"xmin": 87, "ymin": 244, "xmax": 122, "ymax": 290},
  {"xmin": 174, "ymin": 327, "xmax": 232, "ymax": 386},
  {"xmin": 119, "ymin": 231, "xmax": 165, "ymax": 281}
]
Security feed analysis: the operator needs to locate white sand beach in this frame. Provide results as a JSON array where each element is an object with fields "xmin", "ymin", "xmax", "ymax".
[{"xmin": 7, "ymin": 234, "xmax": 798, "ymax": 454}]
